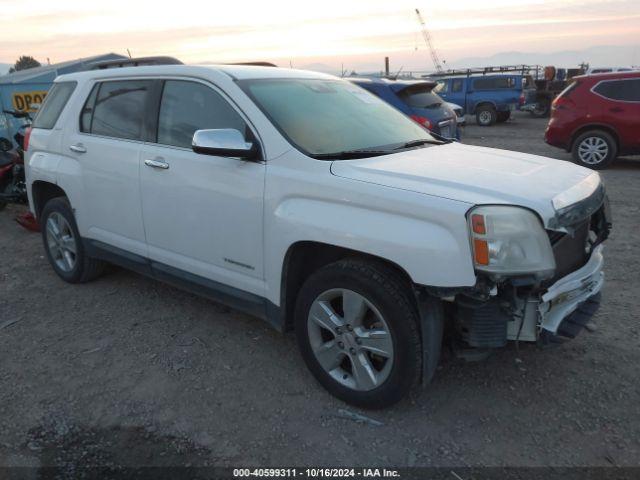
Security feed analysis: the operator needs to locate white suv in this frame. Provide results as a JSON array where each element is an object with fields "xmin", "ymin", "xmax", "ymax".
[{"xmin": 26, "ymin": 63, "xmax": 611, "ymax": 408}]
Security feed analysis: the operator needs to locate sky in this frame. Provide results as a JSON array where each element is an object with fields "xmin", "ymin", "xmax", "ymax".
[{"xmin": 0, "ymin": 0, "xmax": 638, "ymax": 73}]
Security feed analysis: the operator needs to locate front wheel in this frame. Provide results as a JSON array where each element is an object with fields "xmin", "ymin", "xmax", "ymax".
[
  {"xmin": 295, "ymin": 259, "xmax": 425, "ymax": 409},
  {"xmin": 572, "ymin": 130, "xmax": 617, "ymax": 170}
]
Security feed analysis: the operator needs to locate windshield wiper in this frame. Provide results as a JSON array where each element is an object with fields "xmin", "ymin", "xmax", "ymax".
[
  {"xmin": 310, "ymin": 149, "xmax": 391, "ymax": 160},
  {"xmin": 424, "ymin": 102, "xmax": 442, "ymax": 108},
  {"xmin": 394, "ymin": 139, "xmax": 445, "ymax": 150}
]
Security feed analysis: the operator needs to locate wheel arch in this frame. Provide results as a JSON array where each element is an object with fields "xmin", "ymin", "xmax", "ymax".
[
  {"xmin": 570, "ymin": 124, "xmax": 620, "ymax": 152},
  {"xmin": 31, "ymin": 181, "xmax": 67, "ymax": 220},
  {"xmin": 279, "ymin": 241, "xmax": 414, "ymax": 331},
  {"xmin": 472, "ymin": 101, "xmax": 497, "ymax": 114}
]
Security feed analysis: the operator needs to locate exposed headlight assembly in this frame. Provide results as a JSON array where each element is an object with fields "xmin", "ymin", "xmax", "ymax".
[{"xmin": 468, "ymin": 206, "xmax": 555, "ymax": 280}]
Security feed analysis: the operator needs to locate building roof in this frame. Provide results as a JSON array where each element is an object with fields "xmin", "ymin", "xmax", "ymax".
[{"xmin": 0, "ymin": 53, "xmax": 127, "ymax": 85}]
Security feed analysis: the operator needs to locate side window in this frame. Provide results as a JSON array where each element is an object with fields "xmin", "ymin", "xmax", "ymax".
[
  {"xmin": 434, "ymin": 81, "xmax": 448, "ymax": 94},
  {"xmin": 81, "ymin": 80, "xmax": 152, "ymax": 140},
  {"xmin": 157, "ymin": 80, "xmax": 247, "ymax": 149},
  {"xmin": 80, "ymin": 84, "xmax": 99, "ymax": 133},
  {"xmin": 32, "ymin": 81, "xmax": 77, "ymax": 130},
  {"xmin": 473, "ymin": 77, "xmax": 515, "ymax": 90},
  {"xmin": 452, "ymin": 79, "xmax": 463, "ymax": 93},
  {"xmin": 594, "ymin": 79, "xmax": 640, "ymax": 102}
]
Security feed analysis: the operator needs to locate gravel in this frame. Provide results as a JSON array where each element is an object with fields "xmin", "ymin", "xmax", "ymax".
[{"xmin": 1, "ymin": 113, "xmax": 639, "ymax": 468}]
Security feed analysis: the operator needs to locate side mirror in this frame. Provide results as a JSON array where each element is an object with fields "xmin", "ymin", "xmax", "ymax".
[{"xmin": 192, "ymin": 129, "xmax": 258, "ymax": 160}]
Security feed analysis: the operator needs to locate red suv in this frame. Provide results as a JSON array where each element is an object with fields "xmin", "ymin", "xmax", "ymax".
[{"xmin": 545, "ymin": 71, "xmax": 640, "ymax": 169}]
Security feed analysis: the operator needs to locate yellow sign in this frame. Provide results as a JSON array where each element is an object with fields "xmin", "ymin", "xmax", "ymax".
[{"xmin": 12, "ymin": 91, "xmax": 48, "ymax": 112}]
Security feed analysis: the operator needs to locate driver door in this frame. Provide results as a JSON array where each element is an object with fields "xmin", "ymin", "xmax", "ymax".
[{"xmin": 139, "ymin": 79, "xmax": 266, "ymax": 296}]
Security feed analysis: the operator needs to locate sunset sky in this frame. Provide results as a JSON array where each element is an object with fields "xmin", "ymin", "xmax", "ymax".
[{"xmin": 0, "ymin": 0, "xmax": 638, "ymax": 72}]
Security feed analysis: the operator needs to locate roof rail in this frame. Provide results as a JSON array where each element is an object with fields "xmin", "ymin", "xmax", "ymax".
[
  {"xmin": 427, "ymin": 64, "xmax": 541, "ymax": 78},
  {"xmin": 89, "ymin": 56, "xmax": 183, "ymax": 70},
  {"xmin": 227, "ymin": 62, "xmax": 278, "ymax": 67}
]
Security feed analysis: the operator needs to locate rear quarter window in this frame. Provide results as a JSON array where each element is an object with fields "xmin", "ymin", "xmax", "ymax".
[{"xmin": 32, "ymin": 81, "xmax": 77, "ymax": 130}]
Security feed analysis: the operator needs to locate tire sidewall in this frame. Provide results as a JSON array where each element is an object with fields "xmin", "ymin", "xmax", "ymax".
[
  {"xmin": 572, "ymin": 131, "xmax": 617, "ymax": 170},
  {"xmin": 476, "ymin": 106, "xmax": 496, "ymax": 126},
  {"xmin": 295, "ymin": 264, "xmax": 420, "ymax": 408},
  {"xmin": 41, "ymin": 198, "xmax": 86, "ymax": 283}
]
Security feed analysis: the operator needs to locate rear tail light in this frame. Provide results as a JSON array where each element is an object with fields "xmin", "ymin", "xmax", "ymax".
[
  {"xmin": 552, "ymin": 81, "xmax": 580, "ymax": 110},
  {"xmin": 23, "ymin": 127, "xmax": 32, "ymax": 152},
  {"xmin": 410, "ymin": 115, "xmax": 432, "ymax": 129}
]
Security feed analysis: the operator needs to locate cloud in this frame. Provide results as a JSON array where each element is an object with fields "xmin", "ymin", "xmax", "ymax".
[{"xmin": 0, "ymin": 0, "xmax": 638, "ymax": 67}]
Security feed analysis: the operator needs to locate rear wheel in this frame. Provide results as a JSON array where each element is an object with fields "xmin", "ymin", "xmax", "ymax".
[
  {"xmin": 41, "ymin": 197, "xmax": 105, "ymax": 283},
  {"xmin": 496, "ymin": 111, "xmax": 511, "ymax": 123},
  {"xmin": 295, "ymin": 259, "xmax": 424, "ymax": 409},
  {"xmin": 572, "ymin": 130, "xmax": 617, "ymax": 170},
  {"xmin": 531, "ymin": 97, "xmax": 551, "ymax": 117},
  {"xmin": 476, "ymin": 105, "xmax": 497, "ymax": 126}
]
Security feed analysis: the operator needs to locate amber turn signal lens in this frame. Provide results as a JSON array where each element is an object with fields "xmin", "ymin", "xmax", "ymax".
[
  {"xmin": 471, "ymin": 214, "xmax": 486, "ymax": 234},
  {"xmin": 473, "ymin": 238, "xmax": 489, "ymax": 265}
]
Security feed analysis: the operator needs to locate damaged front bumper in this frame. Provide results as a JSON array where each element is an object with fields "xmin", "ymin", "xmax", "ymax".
[
  {"xmin": 538, "ymin": 244, "xmax": 604, "ymax": 335},
  {"xmin": 505, "ymin": 245, "xmax": 604, "ymax": 343},
  {"xmin": 453, "ymin": 245, "xmax": 605, "ymax": 347}
]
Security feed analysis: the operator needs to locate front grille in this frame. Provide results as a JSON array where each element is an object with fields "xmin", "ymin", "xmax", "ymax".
[
  {"xmin": 545, "ymin": 194, "xmax": 611, "ymax": 285},
  {"xmin": 553, "ymin": 221, "xmax": 590, "ymax": 279}
]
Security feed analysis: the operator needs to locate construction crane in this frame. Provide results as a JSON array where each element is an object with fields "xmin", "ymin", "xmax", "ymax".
[{"xmin": 415, "ymin": 8, "xmax": 443, "ymax": 73}]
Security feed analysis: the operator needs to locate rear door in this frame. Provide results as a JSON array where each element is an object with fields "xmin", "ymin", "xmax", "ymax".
[
  {"xmin": 139, "ymin": 78, "xmax": 266, "ymax": 295},
  {"xmin": 592, "ymin": 78, "xmax": 640, "ymax": 150},
  {"xmin": 64, "ymin": 79, "xmax": 152, "ymax": 257}
]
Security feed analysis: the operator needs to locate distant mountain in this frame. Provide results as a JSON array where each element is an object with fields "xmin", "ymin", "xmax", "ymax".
[
  {"xmin": 298, "ymin": 62, "xmax": 335, "ymax": 73},
  {"xmin": 0, "ymin": 63, "xmax": 11, "ymax": 75},
  {"xmin": 449, "ymin": 45, "xmax": 640, "ymax": 69}
]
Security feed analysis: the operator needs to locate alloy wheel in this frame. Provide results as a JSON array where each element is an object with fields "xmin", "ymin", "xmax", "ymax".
[
  {"xmin": 307, "ymin": 288, "xmax": 394, "ymax": 391},
  {"xmin": 578, "ymin": 136, "xmax": 609, "ymax": 165},
  {"xmin": 45, "ymin": 212, "xmax": 77, "ymax": 272}
]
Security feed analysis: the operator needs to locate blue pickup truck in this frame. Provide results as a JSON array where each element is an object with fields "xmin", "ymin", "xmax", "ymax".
[{"xmin": 432, "ymin": 74, "xmax": 537, "ymax": 126}]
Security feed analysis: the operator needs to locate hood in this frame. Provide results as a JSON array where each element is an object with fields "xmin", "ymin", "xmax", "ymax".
[{"xmin": 330, "ymin": 142, "xmax": 600, "ymax": 226}]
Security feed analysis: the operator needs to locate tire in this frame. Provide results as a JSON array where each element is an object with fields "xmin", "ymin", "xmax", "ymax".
[
  {"xmin": 294, "ymin": 259, "xmax": 425, "ymax": 409},
  {"xmin": 531, "ymin": 97, "xmax": 551, "ymax": 118},
  {"xmin": 571, "ymin": 130, "xmax": 617, "ymax": 170},
  {"xmin": 0, "ymin": 138, "xmax": 12, "ymax": 152},
  {"xmin": 0, "ymin": 180, "xmax": 11, "ymax": 212},
  {"xmin": 41, "ymin": 197, "xmax": 105, "ymax": 283},
  {"xmin": 475, "ymin": 105, "xmax": 497, "ymax": 126},
  {"xmin": 496, "ymin": 111, "xmax": 511, "ymax": 123}
]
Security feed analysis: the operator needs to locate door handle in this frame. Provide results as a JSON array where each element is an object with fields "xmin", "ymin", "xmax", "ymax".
[
  {"xmin": 69, "ymin": 143, "xmax": 87, "ymax": 153},
  {"xmin": 609, "ymin": 107, "xmax": 624, "ymax": 113},
  {"xmin": 144, "ymin": 158, "xmax": 170, "ymax": 169}
]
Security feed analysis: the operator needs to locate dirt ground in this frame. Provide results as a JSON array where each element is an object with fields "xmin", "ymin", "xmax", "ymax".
[{"xmin": 1, "ymin": 113, "xmax": 639, "ymax": 471}]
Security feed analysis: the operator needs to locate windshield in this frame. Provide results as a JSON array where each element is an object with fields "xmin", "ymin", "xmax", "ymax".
[{"xmin": 240, "ymin": 78, "xmax": 437, "ymax": 158}]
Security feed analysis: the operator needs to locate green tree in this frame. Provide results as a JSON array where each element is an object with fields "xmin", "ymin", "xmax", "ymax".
[{"xmin": 9, "ymin": 56, "xmax": 41, "ymax": 73}]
